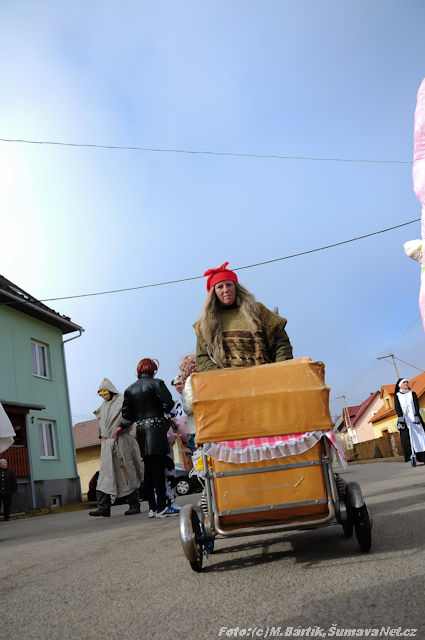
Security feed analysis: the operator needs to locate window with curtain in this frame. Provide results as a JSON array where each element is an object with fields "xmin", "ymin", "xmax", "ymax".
[
  {"xmin": 31, "ymin": 341, "xmax": 49, "ymax": 378},
  {"xmin": 38, "ymin": 420, "xmax": 57, "ymax": 459}
]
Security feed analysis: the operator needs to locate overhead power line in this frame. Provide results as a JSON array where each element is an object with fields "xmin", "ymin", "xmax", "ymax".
[
  {"xmin": 336, "ymin": 309, "xmax": 423, "ymax": 397},
  {"xmin": 0, "ymin": 137, "xmax": 413, "ymax": 164},
  {"xmin": 0, "ymin": 217, "xmax": 417, "ymax": 305}
]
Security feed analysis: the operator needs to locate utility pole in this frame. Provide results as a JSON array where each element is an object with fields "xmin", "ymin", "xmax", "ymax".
[
  {"xmin": 334, "ymin": 395, "xmax": 357, "ymax": 450},
  {"xmin": 376, "ymin": 354, "xmax": 399, "ymax": 378}
]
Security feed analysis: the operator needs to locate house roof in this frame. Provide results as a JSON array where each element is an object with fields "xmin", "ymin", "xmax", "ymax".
[
  {"xmin": 341, "ymin": 405, "xmax": 359, "ymax": 430},
  {"xmin": 73, "ymin": 419, "xmax": 101, "ymax": 448},
  {"xmin": 334, "ymin": 415, "xmax": 345, "ymax": 432},
  {"xmin": 381, "ymin": 384, "xmax": 396, "ymax": 398},
  {"xmin": 343, "ymin": 405, "xmax": 361, "ymax": 420},
  {"xmin": 350, "ymin": 391, "xmax": 380, "ymax": 426},
  {"xmin": 342, "ymin": 391, "xmax": 380, "ymax": 428},
  {"xmin": 73, "ymin": 419, "xmax": 137, "ymax": 448},
  {"xmin": 370, "ymin": 403, "xmax": 395, "ymax": 423},
  {"xmin": 370, "ymin": 371, "xmax": 425, "ymax": 424},
  {"xmin": 0, "ymin": 275, "xmax": 84, "ymax": 335},
  {"xmin": 409, "ymin": 371, "xmax": 425, "ymax": 397}
]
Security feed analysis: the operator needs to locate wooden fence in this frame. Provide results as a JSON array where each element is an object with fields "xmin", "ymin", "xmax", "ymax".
[
  {"xmin": 352, "ymin": 432, "xmax": 403, "ymax": 461},
  {"xmin": 1, "ymin": 446, "xmax": 30, "ymax": 476}
]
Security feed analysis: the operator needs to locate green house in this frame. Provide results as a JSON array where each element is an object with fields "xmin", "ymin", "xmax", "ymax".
[{"xmin": 0, "ymin": 275, "xmax": 84, "ymax": 511}]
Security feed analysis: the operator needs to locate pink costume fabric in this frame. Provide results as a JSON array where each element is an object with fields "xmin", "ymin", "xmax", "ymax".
[
  {"xmin": 202, "ymin": 430, "xmax": 347, "ymax": 468},
  {"xmin": 407, "ymin": 78, "xmax": 425, "ymax": 331}
]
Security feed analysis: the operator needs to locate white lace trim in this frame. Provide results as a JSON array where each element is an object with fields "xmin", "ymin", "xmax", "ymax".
[{"xmin": 202, "ymin": 431, "xmax": 347, "ymax": 467}]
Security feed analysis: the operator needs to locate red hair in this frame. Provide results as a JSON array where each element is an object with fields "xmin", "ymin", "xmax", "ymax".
[{"xmin": 137, "ymin": 358, "xmax": 159, "ymax": 377}]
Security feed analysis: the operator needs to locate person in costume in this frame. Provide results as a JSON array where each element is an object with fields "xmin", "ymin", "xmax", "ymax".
[
  {"xmin": 394, "ymin": 378, "xmax": 425, "ymax": 465},
  {"xmin": 194, "ymin": 261, "xmax": 293, "ymax": 371},
  {"xmin": 171, "ymin": 375, "xmax": 185, "ymax": 417},
  {"xmin": 89, "ymin": 378, "xmax": 143, "ymax": 517},
  {"xmin": 180, "ymin": 354, "xmax": 199, "ymax": 451},
  {"xmin": 0, "ymin": 403, "xmax": 15, "ymax": 455},
  {"xmin": 192, "ymin": 263, "xmax": 294, "ymax": 517},
  {"xmin": 121, "ymin": 359, "xmax": 174, "ymax": 518},
  {"xmin": 162, "ymin": 375, "xmax": 187, "ymax": 516}
]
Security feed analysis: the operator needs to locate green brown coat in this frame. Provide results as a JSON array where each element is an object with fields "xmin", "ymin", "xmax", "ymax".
[{"xmin": 194, "ymin": 303, "xmax": 293, "ymax": 372}]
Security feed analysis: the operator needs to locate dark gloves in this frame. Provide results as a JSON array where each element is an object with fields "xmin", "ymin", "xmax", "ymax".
[{"xmin": 397, "ymin": 418, "xmax": 405, "ymax": 430}]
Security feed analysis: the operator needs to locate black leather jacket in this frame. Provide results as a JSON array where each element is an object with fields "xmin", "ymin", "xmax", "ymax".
[{"xmin": 121, "ymin": 374, "xmax": 174, "ymax": 430}]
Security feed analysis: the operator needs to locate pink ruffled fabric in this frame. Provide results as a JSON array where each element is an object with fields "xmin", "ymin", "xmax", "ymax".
[
  {"xmin": 413, "ymin": 79, "xmax": 425, "ymax": 208},
  {"xmin": 412, "ymin": 78, "xmax": 425, "ymax": 332},
  {"xmin": 202, "ymin": 430, "xmax": 347, "ymax": 467}
]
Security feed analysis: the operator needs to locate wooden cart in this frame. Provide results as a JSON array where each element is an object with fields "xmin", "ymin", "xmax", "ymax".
[{"xmin": 179, "ymin": 358, "xmax": 372, "ymax": 572}]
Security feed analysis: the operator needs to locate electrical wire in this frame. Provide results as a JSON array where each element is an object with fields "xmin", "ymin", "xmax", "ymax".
[
  {"xmin": 1, "ymin": 217, "xmax": 420, "ymax": 305},
  {"xmin": 376, "ymin": 310, "xmax": 421, "ymax": 357},
  {"xmin": 338, "ymin": 309, "xmax": 423, "ymax": 397},
  {"xmin": 387, "ymin": 318, "xmax": 422, "ymax": 354},
  {"xmin": 0, "ymin": 217, "xmax": 416, "ymax": 305},
  {"xmin": 392, "ymin": 355, "xmax": 425, "ymax": 373},
  {"xmin": 0, "ymin": 137, "xmax": 414, "ymax": 164}
]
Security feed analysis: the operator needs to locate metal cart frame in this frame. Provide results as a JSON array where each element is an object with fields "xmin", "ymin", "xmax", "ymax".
[{"xmin": 179, "ymin": 437, "xmax": 372, "ymax": 572}]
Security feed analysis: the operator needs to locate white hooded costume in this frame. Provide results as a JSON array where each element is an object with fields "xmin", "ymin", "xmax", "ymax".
[
  {"xmin": 94, "ymin": 378, "xmax": 143, "ymax": 498},
  {"xmin": 0, "ymin": 403, "xmax": 15, "ymax": 454}
]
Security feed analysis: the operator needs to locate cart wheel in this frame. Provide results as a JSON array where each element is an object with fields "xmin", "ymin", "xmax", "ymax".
[
  {"xmin": 342, "ymin": 518, "xmax": 354, "ymax": 538},
  {"xmin": 190, "ymin": 509, "xmax": 203, "ymax": 573},
  {"xmin": 179, "ymin": 505, "xmax": 204, "ymax": 572},
  {"xmin": 341, "ymin": 498, "xmax": 354, "ymax": 538},
  {"xmin": 353, "ymin": 504, "xmax": 372, "ymax": 552}
]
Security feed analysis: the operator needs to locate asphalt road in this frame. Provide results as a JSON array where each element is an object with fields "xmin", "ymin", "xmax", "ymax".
[{"xmin": 1, "ymin": 461, "xmax": 424, "ymax": 640}]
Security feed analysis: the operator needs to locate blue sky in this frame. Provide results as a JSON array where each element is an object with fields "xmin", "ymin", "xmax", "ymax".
[{"xmin": 1, "ymin": 1, "xmax": 424, "ymax": 421}]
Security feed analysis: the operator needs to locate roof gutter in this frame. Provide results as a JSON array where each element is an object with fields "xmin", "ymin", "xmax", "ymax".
[
  {"xmin": 62, "ymin": 329, "xmax": 84, "ymax": 502},
  {"xmin": 1, "ymin": 289, "xmax": 83, "ymax": 334}
]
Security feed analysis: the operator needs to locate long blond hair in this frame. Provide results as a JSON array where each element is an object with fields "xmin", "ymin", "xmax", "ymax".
[{"xmin": 198, "ymin": 282, "xmax": 264, "ymax": 366}]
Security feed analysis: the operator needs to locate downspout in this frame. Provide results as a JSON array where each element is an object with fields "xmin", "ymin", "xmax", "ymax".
[
  {"xmin": 25, "ymin": 414, "xmax": 36, "ymax": 509},
  {"xmin": 62, "ymin": 329, "xmax": 84, "ymax": 502}
]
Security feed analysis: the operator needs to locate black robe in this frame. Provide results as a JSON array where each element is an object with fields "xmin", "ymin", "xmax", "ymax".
[{"xmin": 394, "ymin": 390, "xmax": 425, "ymax": 462}]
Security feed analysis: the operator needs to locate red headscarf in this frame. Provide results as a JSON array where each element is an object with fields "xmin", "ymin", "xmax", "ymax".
[{"xmin": 203, "ymin": 262, "xmax": 238, "ymax": 292}]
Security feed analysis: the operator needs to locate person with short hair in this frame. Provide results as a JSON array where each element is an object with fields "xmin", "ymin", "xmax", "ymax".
[
  {"xmin": 171, "ymin": 375, "xmax": 184, "ymax": 400},
  {"xmin": 0, "ymin": 458, "xmax": 17, "ymax": 521},
  {"xmin": 194, "ymin": 262, "xmax": 293, "ymax": 371},
  {"xmin": 122, "ymin": 359, "xmax": 174, "ymax": 518}
]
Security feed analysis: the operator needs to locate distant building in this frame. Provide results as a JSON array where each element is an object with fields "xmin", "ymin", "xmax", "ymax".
[
  {"xmin": 73, "ymin": 418, "xmax": 102, "ymax": 496},
  {"xmin": 0, "ymin": 275, "xmax": 84, "ymax": 510},
  {"xmin": 338, "ymin": 392, "xmax": 383, "ymax": 449},
  {"xmin": 370, "ymin": 372, "xmax": 425, "ymax": 437}
]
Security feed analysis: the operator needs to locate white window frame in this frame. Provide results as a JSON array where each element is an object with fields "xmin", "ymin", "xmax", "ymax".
[
  {"xmin": 38, "ymin": 420, "xmax": 57, "ymax": 459},
  {"xmin": 31, "ymin": 340, "xmax": 49, "ymax": 379}
]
